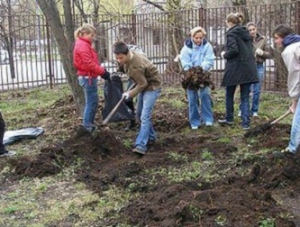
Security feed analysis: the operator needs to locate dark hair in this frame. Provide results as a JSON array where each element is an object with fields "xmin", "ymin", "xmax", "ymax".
[
  {"xmin": 113, "ymin": 41, "xmax": 129, "ymax": 55},
  {"xmin": 226, "ymin": 12, "xmax": 244, "ymax": 25},
  {"xmin": 272, "ymin": 24, "xmax": 294, "ymax": 38}
]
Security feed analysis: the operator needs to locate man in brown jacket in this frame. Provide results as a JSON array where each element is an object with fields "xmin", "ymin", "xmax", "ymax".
[{"xmin": 113, "ymin": 41, "xmax": 162, "ymax": 155}]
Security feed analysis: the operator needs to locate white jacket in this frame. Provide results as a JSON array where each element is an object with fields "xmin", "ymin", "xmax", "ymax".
[{"xmin": 281, "ymin": 42, "xmax": 300, "ymax": 100}]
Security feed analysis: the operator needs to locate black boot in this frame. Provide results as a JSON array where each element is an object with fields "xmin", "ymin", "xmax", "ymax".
[{"xmin": 125, "ymin": 119, "xmax": 136, "ymax": 131}]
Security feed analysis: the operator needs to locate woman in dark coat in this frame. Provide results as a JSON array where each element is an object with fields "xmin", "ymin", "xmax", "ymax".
[{"xmin": 218, "ymin": 12, "xmax": 259, "ymax": 130}]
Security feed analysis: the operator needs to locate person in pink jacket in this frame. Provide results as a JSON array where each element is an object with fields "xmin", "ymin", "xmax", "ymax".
[{"xmin": 73, "ymin": 24, "xmax": 110, "ymax": 132}]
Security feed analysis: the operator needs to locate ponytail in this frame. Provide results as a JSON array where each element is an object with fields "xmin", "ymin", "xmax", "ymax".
[{"xmin": 74, "ymin": 24, "xmax": 97, "ymax": 40}]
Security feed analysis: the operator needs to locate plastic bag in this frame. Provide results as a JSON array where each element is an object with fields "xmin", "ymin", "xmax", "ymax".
[
  {"xmin": 4, "ymin": 127, "xmax": 44, "ymax": 145},
  {"xmin": 102, "ymin": 74, "xmax": 135, "ymax": 122}
]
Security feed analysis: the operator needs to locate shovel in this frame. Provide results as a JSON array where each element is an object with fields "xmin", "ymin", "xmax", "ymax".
[
  {"xmin": 102, "ymin": 82, "xmax": 136, "ymax": 125},
  {"xmin": 244, "ymin": 109, "xmax": 291, "ymax": 138}
]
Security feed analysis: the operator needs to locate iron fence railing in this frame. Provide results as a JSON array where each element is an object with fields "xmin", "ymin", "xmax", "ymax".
[{"xmin": 0, "ymin": 1, "xmax": 299, "ymax": 92}]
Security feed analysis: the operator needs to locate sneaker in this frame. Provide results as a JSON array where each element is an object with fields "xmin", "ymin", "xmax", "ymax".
[
  {"xmin": 191, "ymin": 126, "xmax": 198, "ymax": 130},
  {"xmin": 205, "ymin": 122, "xmax": 213, "ymax": 127},
  {"xmin": 273, "ymin": 148, "xmax": 295, "ymax": 159},
  {"xmin": 238, "ymin": 111, "xmax": 241, "ymax": 117},
  {"xmin": 75, "ymin": 125, "xmax": 91, "ymax": 137},
  {"xmin": 0, "ymin": 150, "xmax": 16, "ymax": 157},
  {"xmin": 124, "ymin": 120, "xmax": 136, "ymax": 131},
  {"xmin": 252, "ymin": 112, "xmax": 259, "ymax": 117},
  {"xmin": 218, "ymin": 119, "xmax": 234, "ymax": 125},
  {"xmin": 242, "ymin": 126, "xmax": 250, "ymax": 130},
  {"xmin": 132, "ymin": 147, "xmax": 146, "ymax": 155}
]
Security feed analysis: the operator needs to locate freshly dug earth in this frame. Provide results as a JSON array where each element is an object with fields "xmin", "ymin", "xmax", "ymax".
[{"xmin": 1, "ymin": 92, "xmax": 300, "ymax": 227}]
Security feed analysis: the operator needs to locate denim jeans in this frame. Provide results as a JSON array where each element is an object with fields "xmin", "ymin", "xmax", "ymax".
[
  {"xmin": 288, "ymin": 100, "xmax": 300, "ymax": 153},
  {"xmin": 187, "ymin": 87, "xmax": 214, "ymax": 128},
  {"xmin": 135, "ymin": 89, "xmax": 161, "ymax": 151},
  {"xmin": 251, "ymin": 63, "xmax": 264, "ymax": 113},
  {"xmin": 225, "ymin": 83, "xmax": 251, "ymax": 127},
  {"xmin": 78, "ymin": 77, "xmax": 98, "ymax": 131}
]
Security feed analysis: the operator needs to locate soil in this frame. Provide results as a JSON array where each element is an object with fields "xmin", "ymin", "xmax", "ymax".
[{"xmin": 1, "ymin": 92, "xmax": 300, "ymax": 227}]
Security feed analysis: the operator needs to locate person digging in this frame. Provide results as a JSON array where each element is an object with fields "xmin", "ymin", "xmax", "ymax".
[{"xmin": 113, "ymin": 41, "xmax": 162, "ymax": 155}]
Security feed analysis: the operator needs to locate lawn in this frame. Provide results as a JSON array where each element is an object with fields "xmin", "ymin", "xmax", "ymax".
[{"xmin": 0, "ymin": 84, "xmax": 299, "ymax": 227}]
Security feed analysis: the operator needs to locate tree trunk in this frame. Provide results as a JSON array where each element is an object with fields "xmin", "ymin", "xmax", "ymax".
[{"xmin": 36, "ymin": 0, "xmax": 85, "ymax": 116}]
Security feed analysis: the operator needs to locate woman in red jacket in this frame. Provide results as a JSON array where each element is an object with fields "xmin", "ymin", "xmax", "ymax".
[{"xmin": 73, "ymin": 24, "xmax": 110, "ymax": 132}]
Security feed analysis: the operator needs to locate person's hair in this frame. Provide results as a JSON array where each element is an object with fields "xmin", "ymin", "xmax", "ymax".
[
  {"xmin": 190, "ymin": 26, "xmax": 207, "ymax": 37},
  {"xmin": 226, "ymin": 12, "xmax": 244, "ymax": 25},
  {"xmin": 74, "ymin": 24, "xmax": 96, "ymax": 39},
  {"xmin": 272, "ymin": 24, "xmax": 294, "ymax": 38},
  {"xmin": 113, "ymin": 41, "xmax": 129, "ymax": 55},
  {"xmin": 246, "ymin": 22, "xmax": 256, "ymax": 29}
]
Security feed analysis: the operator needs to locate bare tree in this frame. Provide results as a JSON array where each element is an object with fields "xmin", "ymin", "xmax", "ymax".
[
  {"xmin": 36, "ymin": 0, "xmax": 85, "ymax": 115},
  {"xmin": 0, "ymin": 0, "xmax": 17, "ymax": 78}
]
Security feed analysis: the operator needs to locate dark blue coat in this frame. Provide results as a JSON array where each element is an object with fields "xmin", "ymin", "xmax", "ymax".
[{"xmin": 221, "ymin": 25, "xmax": 259, "ymax": 87}]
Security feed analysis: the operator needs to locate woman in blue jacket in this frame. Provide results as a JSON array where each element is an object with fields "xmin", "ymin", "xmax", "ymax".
[{"xmin": 180, "ymin": 26, "xmax": 215, "ymax": 129}]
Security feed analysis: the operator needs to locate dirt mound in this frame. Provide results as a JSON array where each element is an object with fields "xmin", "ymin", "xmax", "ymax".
[
  {"xmin": 119, "ymin": 155, "xmax": 300, "ymax": 227},
  {"xmin": 8, "ymin": 128, "xmax": 130, "ymax": 179}
]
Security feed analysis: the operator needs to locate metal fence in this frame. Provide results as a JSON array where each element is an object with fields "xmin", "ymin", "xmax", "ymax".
[{"xmin": 0, "ymin": 1, "xmax": 299, "ymax": 92}]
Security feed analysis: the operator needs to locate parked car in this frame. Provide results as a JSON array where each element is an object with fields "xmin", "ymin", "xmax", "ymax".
[{"xmin": 0, "ymin": 50, "xmax": 9, "ymax": 64}]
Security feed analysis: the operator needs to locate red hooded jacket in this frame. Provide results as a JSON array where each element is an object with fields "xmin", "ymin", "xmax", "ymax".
[{"xmin": 73, "ymin": 37, "xmax": 106, "ymax": 78}]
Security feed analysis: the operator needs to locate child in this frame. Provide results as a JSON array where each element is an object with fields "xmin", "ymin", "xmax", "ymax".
[
  {"xmin": 179, "ymin": 26, "xmax": 215, "ymax": 129},
  {"xmin": 272, "ymin": 24, "xmax": 300, "ymax": 156},
  {"xmin": 113, "ymin": 41, "xmax": 162, "ymax": 155},
  {"xmin": 73, "ymin": 24, "xmax": 110, "ymax": 132}
]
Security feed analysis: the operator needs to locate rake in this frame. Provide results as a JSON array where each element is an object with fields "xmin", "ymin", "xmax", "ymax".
[{"xmin": 244, "ymin": 109, "xmax": 291, "ymax": 138}]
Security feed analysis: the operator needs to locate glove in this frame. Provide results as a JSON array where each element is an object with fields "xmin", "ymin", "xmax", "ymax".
[
  {"xmin": 220, "ymin": 51, "xmax": 226, "ymax": 59},
  {"xmin": 174, "ymin": 54, "xmax": 180, "ymax": 62},
  {"xmin": 122, "ymin": 92, "xmax": 130, "ymax": 100},
  {"xmin": 255, "ymin": 48, "xmax": 264, "ymax": 56},
  {"xmin": 102, "ymin": 71, "xmax": 110, "ymax": 80}
]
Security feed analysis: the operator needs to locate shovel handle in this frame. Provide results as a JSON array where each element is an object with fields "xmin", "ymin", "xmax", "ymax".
[
  {"xmin": 102, "ymin": 82, "xmax": 136, "ymax": 125},
  {"xmin": 271, "ymin": 109, "xmax": 291, "ymax": 125}
]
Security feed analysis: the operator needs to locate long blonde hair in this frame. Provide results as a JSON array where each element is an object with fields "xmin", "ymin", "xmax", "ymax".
[{"xmin": 74, "ymin": 24, "xmax": 96, "ymax": 39}]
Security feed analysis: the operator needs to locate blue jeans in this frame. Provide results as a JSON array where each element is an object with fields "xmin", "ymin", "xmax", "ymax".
[
  {"xmin": 251, "ymin": 63, "xmax": 264, "ymax": 113},
  {"xmin": 135, "ymin": 89, "xmax": 161, "ymax": 152},
  {"xmin": 187, "ymin": 87, "xmax": 214, "ymax": 128},
  {"xmin": 225, "ymin": 83, "xmax": 251, "ymax": 127},
  {"xmin": 78, "ymin": 77, "xmax": 98, "ymax": 131},
  {"xmin": 289, "ymin": 100, "xmax": 300, "ymax": 153}
]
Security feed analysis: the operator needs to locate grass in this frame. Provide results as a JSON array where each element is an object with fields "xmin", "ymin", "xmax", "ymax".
[{"xmin": 0, "ymin": 84, "xmax": 294, "ymax": 226}]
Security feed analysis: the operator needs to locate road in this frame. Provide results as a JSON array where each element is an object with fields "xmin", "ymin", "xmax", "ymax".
[{"xmin": 0, "ymin": 58, "xmax": 275, "ymax": 91}]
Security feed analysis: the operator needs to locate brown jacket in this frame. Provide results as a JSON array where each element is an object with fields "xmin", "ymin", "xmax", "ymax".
[
  {"xmin": 254, "ymin": 33, "xmax": 272, "ymax": 63},
  {"xmin": 124, "ymin": 51, "xmax": 162, "ymax": 97}
]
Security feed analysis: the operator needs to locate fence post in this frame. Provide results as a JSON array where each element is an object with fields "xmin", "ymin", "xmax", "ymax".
[
  {"xmin": 131, "ymin": 11, "xmax": 137, "ymax": 44},
  {"xmin": 296, "ymin": 1, "xmax": 300, "ymax": 34},
  {"xmin": 46, "ymin": 20, "xmax": 54, "ymax": 89},
  {"xmin": 199, "ymin": 7, "xmax": 207, "ymax": 27}
]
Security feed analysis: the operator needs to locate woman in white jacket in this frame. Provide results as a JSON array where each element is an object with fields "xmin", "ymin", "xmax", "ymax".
[{"xmin": 273, "ymin": 24, "xmax": 300, "ymax": 156}]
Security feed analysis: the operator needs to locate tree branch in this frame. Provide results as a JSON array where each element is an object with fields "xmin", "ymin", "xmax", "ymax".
[{"xmin": 142, "ymin": 0, "xmax": 165, "ymax": 12}]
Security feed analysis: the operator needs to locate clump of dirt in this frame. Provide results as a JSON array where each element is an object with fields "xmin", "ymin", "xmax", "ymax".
[{"xmin": 181, "ymin": 66, "xmax": 215, "ymax": 90}]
